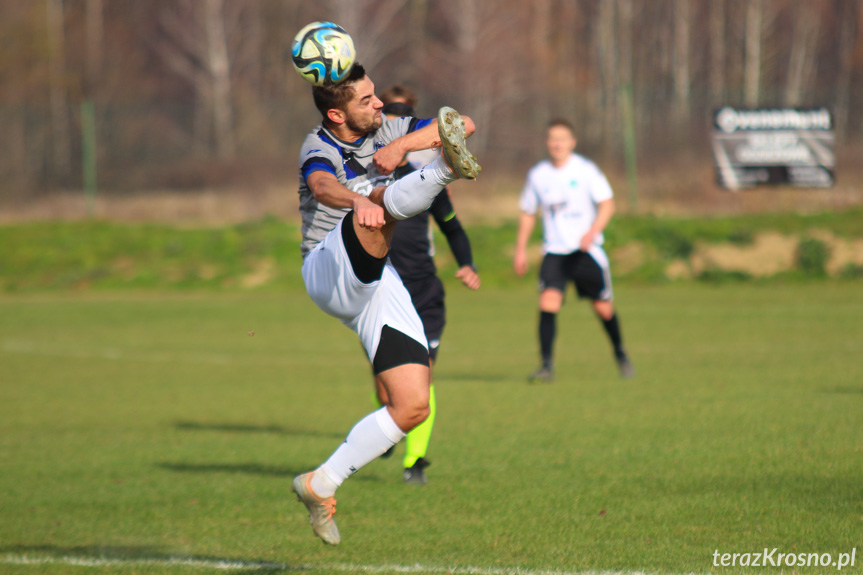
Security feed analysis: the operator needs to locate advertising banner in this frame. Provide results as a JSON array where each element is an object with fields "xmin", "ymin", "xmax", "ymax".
[{"xmin": 712, "ymin": 107, "xmax": 835, "ymax": 190}]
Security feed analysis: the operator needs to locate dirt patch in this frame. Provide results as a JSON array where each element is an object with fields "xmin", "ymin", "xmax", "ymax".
[
  {"xmin": 241, "ymin": 258, "xmax": 275, "ymax": 288},
  {"xmin": 806, "ymin": 230, "xmax": 863, "ymax": 275},
  {"xmin": 664, "ymin": 260, "xmax": 693, "ymax": 280},
  {"xmin": 655, "ymin": 230, "xmax": 863, "ymax": 278},
  {"xmin": 613, "ymin": 241, "xmax": 653, "ymax": 276},
  {"xmin": 692, "ymin": 232, "xmax": 798, "ymax": 277}
]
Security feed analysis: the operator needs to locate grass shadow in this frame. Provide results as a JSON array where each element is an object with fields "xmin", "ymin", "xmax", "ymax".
[
  {"xmin": 820, "ymin": 385, "xmax": 863, "ymax": 394},
  {"xmin": 174, "ymin": 420, "xmax": 344, "ymax": 439},
  {"xmin": 157, "ymin": 462, "xmax": 381, "ymax": 482},
  {"xmin": 437, "ymin": 371, "xmax": 522, "ymax": 383}
]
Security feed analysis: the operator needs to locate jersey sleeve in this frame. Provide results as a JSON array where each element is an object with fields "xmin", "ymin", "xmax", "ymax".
[
  {"xmin": 588, "ymin": 163, "xmax": 614, "ymax": 203},
  {"xmin": 518, "ymin": 169, "xmax": 540, "ymax": 215},
  {"xmin": 379, "ymin": 116, "xmax": 435, "ymax": 148},
  {"xmin": 430, "ymin": 190, "xmax": 474, "ymax": 269},
  {"xmin": 298, "ymin": 134, "xmax": 340, "ymax": 185}
]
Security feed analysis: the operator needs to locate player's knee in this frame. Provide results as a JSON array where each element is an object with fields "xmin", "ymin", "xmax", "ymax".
[
  {"xmin": 399, "ymin": 402, "xmax": 430, "ymax": 432},
  {"xmin": 387, "ymin": 390, "xmax": 430, "ymax": 431}
]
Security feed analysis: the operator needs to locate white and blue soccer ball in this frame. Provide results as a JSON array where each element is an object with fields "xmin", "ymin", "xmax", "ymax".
[{"xmin": 291, "ymin": 22, "xmax": 356, "ymax": 87}]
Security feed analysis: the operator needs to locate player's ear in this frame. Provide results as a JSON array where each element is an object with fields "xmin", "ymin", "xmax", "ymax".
[{"xmin": 327, "ymin": 108, "xmax": 346, "ymax": 125}]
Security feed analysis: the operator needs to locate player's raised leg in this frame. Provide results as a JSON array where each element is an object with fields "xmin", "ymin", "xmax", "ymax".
[{"xmin": 379, "ymin": 107, "xmax": 480, "ymax": 221}]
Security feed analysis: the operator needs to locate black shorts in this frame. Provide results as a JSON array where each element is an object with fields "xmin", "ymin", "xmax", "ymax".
[
  {"xmin": 403, "ymin": 276, "xmax": 445, "ymax": 361},
  {"xmin": 539, "ymin": 251, "xmax": 612, "ymax": 301}
]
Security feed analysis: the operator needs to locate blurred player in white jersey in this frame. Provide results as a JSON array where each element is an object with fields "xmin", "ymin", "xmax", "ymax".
[
  {"xmin": 514, "ymin": 119, "xmax": 633, "ymax": 382},
  {"xmin": 290, "ymin": 63, "xmax": 480, "ymax": 546}
]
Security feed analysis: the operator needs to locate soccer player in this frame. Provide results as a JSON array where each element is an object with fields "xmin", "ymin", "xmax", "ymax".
[
  {"xmin": 373, "ymin": 98, "xmax": 482, "ymax": 485},
  {"xmin": 513, "ymin": 119, "xmax": 633, "ymax": 382},
  {"xmin": 292, "ymin": 63, "xmax": 480, "ymax": 546}
]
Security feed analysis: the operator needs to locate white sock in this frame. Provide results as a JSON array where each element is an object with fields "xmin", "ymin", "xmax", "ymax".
[
  {"xmin": 311, "ymin": 407, "xmax": 406, "ymax": 497},
  {"xmin": 383, "ymin": 155, "xmax": 458, "ymax": 220}
]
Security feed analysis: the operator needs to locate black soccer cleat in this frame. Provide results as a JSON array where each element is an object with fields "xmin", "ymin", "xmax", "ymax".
[
  {"xmin": 616, "ymin": 353, "xmax": 635, "ymax": 379},
  {"xmin": 403, "ymin": 457, "xmax": 431, "ymax": 486},
  {"xmin": 528, "ymin": 366, "xmax": 554, "ymax": 384}
]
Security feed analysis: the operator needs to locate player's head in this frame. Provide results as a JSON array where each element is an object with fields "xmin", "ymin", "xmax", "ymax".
[
  {"xmin": 546, "ymin": 118, "xmax": 577, "ymax": 164},
  {"xmin": 313, "ymin": 63, "xmax": 383, "ymax": 134},
  {"xmin": 382, "ymin": 101, "xmax": 415, "ymax": 118},
  {"xmin": 380, "ymin": 84, "xmax": 418, "ymax": 108}
]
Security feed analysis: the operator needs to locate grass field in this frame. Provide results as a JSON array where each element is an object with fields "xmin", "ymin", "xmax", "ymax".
[{"xmin": 1, "ymin": 283, "xmax": 861, "ymax": 574}]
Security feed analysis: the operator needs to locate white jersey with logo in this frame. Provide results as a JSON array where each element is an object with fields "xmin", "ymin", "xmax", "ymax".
[{"xmin": 519, "ymin": 153, "xmax": 613, "ymax": 255}]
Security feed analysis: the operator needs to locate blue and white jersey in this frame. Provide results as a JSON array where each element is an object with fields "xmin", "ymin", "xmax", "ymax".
[
  {"xmin": 298, "ymin": 115, "xmax": 434, "ymax": 257},
  {"xmin": 519, "ymin": 153, "xmax": 614, "ymax": 255}
]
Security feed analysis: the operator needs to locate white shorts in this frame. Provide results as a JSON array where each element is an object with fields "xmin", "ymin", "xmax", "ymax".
[{"xmin": 302, "ymin": 217, "xmax": 428, "ymax": 363}]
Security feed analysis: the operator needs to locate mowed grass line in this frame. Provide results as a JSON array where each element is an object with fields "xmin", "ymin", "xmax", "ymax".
[{"xmin": 0, "ymin": 284, "xmax": 861, "ymax": 575}]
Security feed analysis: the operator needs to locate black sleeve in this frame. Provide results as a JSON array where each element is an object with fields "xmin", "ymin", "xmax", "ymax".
[{"xmin": 430, "ymin": 190, "xmax": 474, "ymax": 269}]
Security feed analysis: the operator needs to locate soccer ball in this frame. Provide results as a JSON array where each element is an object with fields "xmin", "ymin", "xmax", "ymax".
[{"xmin": 291, "ymin": 22, "xmax": 356, "ymax": 87}]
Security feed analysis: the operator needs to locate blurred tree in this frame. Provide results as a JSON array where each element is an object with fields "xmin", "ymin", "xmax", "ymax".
[
  {"xmin": 1, "ymin": 0, "xmax": 862, "ymax": 195},
  {"xmin": 833, "ymin": 0, "xmax": 858, "ymax": 142},
  {"xmin": 47, "ymin": 0, "xmax": 71, "ymax": 179},
  {"xmin": 154, "ymin": 0, "xmax": 236, "ymax": 158},
  {"xmin": 673, "ymin": 0, "xmax": 691, "ymax": 126},
  {"xmin": 710, "ymin": 0, "xmax": 727, "ymax": 108},
  {"xmin": 745, "ymin": 0, "xmax": 763, "ymax": 106},
  {"xmin": 785, "ymin": 1, "xmax": 822, "ymax": 106},
  {"xmin": 84, "ymin": 0, "xmax": 102, "ymax": 97}
]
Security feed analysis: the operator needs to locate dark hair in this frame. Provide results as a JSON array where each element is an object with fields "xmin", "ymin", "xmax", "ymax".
[
  {"xmin": 548, "ymin": 118, "xmax": 576, "ymax": 135},
  {"xmin": 312, "ymin": 63, "xmax": 367, "ymax": 120},
  {"xmin": 380, "ymin": 84, "xmax": 417, "ymax": 108},
  {"xmin": 382, "ymin": 101, "xmax": 415, "ymax": 117}
]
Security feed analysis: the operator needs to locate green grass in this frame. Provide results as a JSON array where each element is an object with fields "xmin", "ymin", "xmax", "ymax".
[{"xmin": 1, "ymin": 283, "xmax": 861, "ymax": 574}]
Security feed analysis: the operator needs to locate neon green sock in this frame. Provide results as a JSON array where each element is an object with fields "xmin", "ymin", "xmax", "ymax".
[{"xmin": 403, "ymin": 385, "xmax": 436, "ymax": 468}]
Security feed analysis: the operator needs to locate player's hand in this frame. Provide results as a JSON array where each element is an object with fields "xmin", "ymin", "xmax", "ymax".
[
  {"xmin": 372, "ymin": 143, "xmax": 405, "ymax": 175},
  {"xmin": 353, "ymin": 195, "xmax": 386, "ymax": 230},
  {"xmin": 455, "ymin": 266, "xmax": 481, "ymax": 290},
  {"xmin": 513, "ymin": 250, "xmax": 529, "ymax": 277},
  {"xmin": 579, "ymin": 231, "xmax": 596, "ymax": 252}
]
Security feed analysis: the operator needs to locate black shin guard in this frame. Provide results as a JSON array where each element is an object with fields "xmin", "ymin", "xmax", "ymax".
[
  {"xmin": 601, "ymin": 313, "xmax": 625, "ymax": 356},
  {"xmin": 539, "ymin": 311, "xmax": 556, "ymax": 368}
]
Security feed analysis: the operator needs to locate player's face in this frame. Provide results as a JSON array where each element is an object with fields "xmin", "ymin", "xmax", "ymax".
[
  {"xmin": 344, "ymin": 76, "xmax": 383, "ymax": 134},
  {"xmin": 546, "ymin": 126, "xmax": 576, "ymax": 164}
]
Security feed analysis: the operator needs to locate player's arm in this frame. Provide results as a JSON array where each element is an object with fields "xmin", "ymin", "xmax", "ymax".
[
  {"xmin": 430, "ymin": 191, "xmax": 480, "ymax": 290},
  {"xmin": 306, "ymin": 170, "xmax": 386, "ymax": 230},
  {"xmin": 373, "ymin": 116, "xmax": 476, "ymax": 175},
  {"xmin": 579, "ymin": 198, "xmax": 615, "ymax": 251},
  {"xmin": 514, "ymin": 211, "xmax": 536, "ymax": 277}
]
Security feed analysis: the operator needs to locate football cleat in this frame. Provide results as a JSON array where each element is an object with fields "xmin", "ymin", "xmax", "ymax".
[
  {"xmin": 528, "ymin": 366, "xmax": 554, "ymax": 384},
  {"xmin": 437, "ymin": 107, "xmax": 481, "ymax": 180},
  {"xmin": 291, "ymin": 472, "xmax": 340, "ymax": 545},
  {"xmin": 616, "ymin": 353, "xmax": 635, "ymax": 379},
  {"xmin": 403, "ymin": 457, "xmax": 431, "ymax": 485}
]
